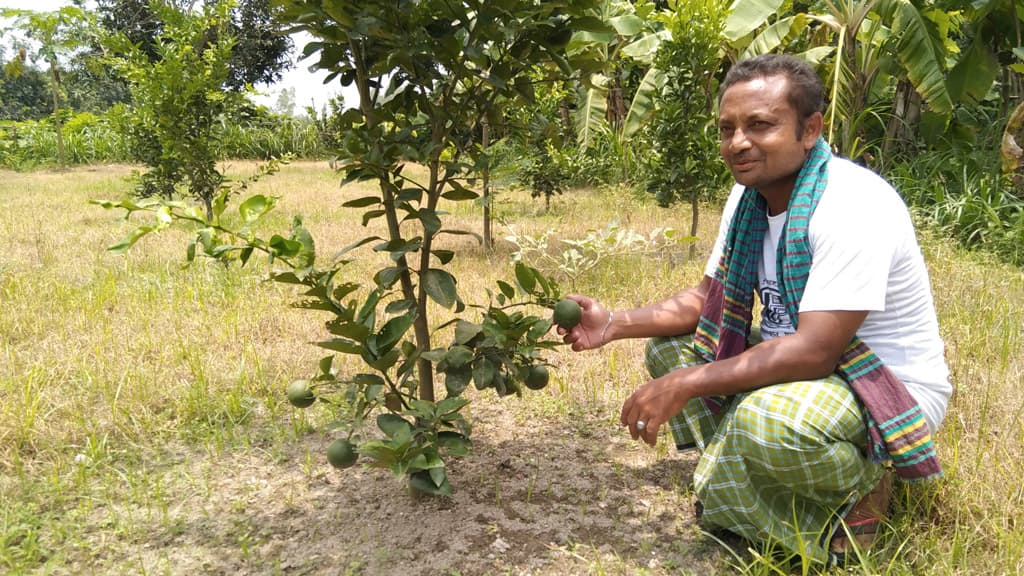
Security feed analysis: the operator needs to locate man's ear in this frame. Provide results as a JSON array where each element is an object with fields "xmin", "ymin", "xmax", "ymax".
[{"xmin": 802, "ymin": 112, "xmax": 824, "ymax": 147}]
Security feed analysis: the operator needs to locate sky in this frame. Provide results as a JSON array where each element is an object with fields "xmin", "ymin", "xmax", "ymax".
[{"xmin": 1, "ymin": 0, "xmax": 347, "ymax": 114}]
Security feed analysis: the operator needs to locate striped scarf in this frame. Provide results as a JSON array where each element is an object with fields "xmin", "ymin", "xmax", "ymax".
[{"xmin": 694, "ymin": 137, "xmax": 942, "ymax": 481}]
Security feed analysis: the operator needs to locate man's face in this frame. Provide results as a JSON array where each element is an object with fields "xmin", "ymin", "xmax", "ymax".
[{"xmin": 718, "ymin": 75, "xmax": 820, "ymax": 198}]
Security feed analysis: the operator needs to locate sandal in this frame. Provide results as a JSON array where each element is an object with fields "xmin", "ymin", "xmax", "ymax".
[{"xmin": 829, "ymin": 471, "xmax": 891, "ymax": 561}]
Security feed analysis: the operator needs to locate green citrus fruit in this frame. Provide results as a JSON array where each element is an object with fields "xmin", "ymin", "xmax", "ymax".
[
  {"xmin": 552, "ymin": 299, "xmax": 582, "ymax": 329},
  {"xmin": 286, "ymin": 380, "xmax": 316, "ymax": 408},
  {"xmin": 326, "ymin": 439, "xmax": 358, "ymax": 469},
  {"xmin": 523, "ymin": 365, "xmax": 550, "ymax": 391}
]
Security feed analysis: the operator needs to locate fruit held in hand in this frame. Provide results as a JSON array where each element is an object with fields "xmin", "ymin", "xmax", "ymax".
[
  {"xmin": 552, "ymin": 299, "xmax": 582, "ymax": 329},
  {"xmin": 523, "ymin": 365, "xmax": 550, "ymax": 391},
  {"xmin": 326, "ymin": 439, "xmax": 358, "ymax": 469},
  {"xmin": 286, "ymin": 380, "xmax": 316, "ymax": 408}
]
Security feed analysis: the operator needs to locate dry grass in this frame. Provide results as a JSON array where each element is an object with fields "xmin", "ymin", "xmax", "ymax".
[{"xmin": 0, "ymin": 161, "xmax": 1021, "ymax": 575}]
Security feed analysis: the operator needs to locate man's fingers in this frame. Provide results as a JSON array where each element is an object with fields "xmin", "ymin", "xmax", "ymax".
[
  {"xmin": 620, "ymin": 394, "xmax": 635, "ymax": 427},
  {"xmin": 641, "ymin": 418, "xmax": 662, "ymax": 446}
]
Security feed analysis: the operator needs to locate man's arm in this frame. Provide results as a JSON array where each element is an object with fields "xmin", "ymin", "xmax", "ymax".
[
  {"xmin": 561, "ymin": 276, "xmax": 712, "ymax": 351},
  {"xmin": 621, "ymin": 308, "xmax": 868, "ymax": 445}
]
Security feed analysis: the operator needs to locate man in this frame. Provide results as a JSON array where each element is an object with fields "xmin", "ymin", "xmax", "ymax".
[{"xmin": 561, "ymin": 54, "xmax": 951, "ymax": 565}]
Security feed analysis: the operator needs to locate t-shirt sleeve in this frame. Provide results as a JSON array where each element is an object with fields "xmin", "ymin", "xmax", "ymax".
[
  {"xmin": 799, "ymin": 195, "xmax": 899, "ymax": 313},
  {"xmin": 704, "ymin": 184, "xmax": 745, "ymax": 278}
]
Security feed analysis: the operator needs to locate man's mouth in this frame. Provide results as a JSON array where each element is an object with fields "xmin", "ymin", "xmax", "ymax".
[{"xmin": 732, "ymin": 157, "xmax": 757, "ymax": 170}]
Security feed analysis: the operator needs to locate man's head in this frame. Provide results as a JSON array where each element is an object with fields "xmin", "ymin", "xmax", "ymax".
[
  {"xmin": 717, "ymin": 54, "xmax": 825, "ymax": 203},
  {"xmin": 719, "ymin": 54, "xmax": 823, "ymax": 136}
]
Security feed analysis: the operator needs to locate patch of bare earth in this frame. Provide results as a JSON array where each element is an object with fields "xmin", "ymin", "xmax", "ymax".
[{"xmin": 66, "ymin": 398, "xmax": 737, "ymax": 575}]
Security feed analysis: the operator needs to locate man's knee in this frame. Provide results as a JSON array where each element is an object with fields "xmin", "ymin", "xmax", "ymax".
[{"xmin": 644, "ymin": 334, "xmax": 699, "ymax": 378}]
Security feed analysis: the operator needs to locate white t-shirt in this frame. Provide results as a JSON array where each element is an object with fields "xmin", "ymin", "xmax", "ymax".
[{"xmin": 704, "ymin": 157, "xmax": 952, "ymax": 433}]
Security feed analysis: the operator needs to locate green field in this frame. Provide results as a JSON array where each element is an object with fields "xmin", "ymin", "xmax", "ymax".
[{"xmin": 1, "ymin": 162, "xmax": 1022, "ymax": 575}]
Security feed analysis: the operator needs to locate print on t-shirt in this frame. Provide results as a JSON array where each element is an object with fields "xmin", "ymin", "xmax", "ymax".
[{"xmin": 758, "ymin": 279, "xmax": 794, "ymax": 340}]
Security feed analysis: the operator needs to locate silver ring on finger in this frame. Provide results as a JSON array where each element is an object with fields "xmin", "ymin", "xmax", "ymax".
[{"xmin": 636, "ymin": 420, "xmax": 646, "ymax": 431}]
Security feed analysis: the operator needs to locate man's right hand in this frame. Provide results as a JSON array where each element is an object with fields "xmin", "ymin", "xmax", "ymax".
[{"xmin": 557, "ymin": 295, "xmax": 612, "ymax": 351}]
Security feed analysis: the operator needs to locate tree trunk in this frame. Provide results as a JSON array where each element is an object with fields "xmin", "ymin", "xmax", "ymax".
[
  {"xmin": 351, "ymin": 38, "xmax": 435, "ymax": 402},
  {"xmin": 482, "ymin": 120, "xmax": 492, "ymax": 250},
  {"xmin": 48, "ymin": 59, "xmax": 65, "ymax": 167}
]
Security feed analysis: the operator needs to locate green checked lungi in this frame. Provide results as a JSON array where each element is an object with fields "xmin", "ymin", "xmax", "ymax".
[{"xmin": 646, "ymin": 334, "xmax": 885, "ymax": 563}]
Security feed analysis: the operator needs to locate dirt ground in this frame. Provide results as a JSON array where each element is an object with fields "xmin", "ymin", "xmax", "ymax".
[{"xmin": 67, "ymin": 399, "xmax": 738, "ymax": 575}]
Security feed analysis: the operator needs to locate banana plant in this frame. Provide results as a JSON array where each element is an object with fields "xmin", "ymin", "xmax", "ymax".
[{"xmin": 722, "ymin": 0, "xmax": 955, "ymax": 160}]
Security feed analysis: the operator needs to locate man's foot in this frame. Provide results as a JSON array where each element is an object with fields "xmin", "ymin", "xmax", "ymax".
[{"xmin": 829, "ymin": 471, "xmax": 892, "ymax": 557}]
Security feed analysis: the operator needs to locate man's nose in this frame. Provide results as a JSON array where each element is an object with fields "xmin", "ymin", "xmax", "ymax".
[{"xmin": 728, "ymin": 128, "xmax": 751, "ymax": 151}]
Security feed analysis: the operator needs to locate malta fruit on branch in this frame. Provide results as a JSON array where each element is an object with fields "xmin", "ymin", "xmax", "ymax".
[
  {"xmin": 327, "ymin": 439, "xmax": 358, "ymax": 469},
  {"xmin": 286, "ymin": 379, "xmax": 316, "ymax": 408},
  {"xmin": 552, "ymin": 298, "xmax": 582, "ymax": 329}
]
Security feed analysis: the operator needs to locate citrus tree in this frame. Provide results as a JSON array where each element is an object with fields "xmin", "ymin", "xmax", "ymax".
[
  {"xmin": 102, "ymin": 0, "xmax": 243, "ymax": 221},
  {"xmin": 98, "ymin": 0, "xmax": 600, "ymax": 495}
]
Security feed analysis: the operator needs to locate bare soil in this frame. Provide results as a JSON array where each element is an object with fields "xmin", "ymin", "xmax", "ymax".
[{"xmin": 67, "ymin": 400, "xmax": 737, "ymax": 575}]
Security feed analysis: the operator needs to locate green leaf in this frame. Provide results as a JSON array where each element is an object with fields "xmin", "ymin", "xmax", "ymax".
[
  {"xmin": 422, "ymin": 268, "xmax": 458, "ymax": 309},
  {"xmin": 376, "ymin": 312, "xmax": 416, "ymax": 354},
  {"xmin": 444, "ymin": 365, "xmax": 472, "ymax": 397},
  {"xmin": 421, "ymin": 348, "xmax": 447, "ymax": 362},
  {"xmin": 409, "ymin": 469, "xmax": 451, "ymax": 496},
  {"xmin": 575, "ymin": 81, "xmax": 608, "ymax": 147},
  {"xmin": 319, "ymin": 355, "xmax": 334, "ymax": 375},
  {"xmin": 334, "ymin": 236, "xmax": 382, "ymax": 259},
  {"xmin": 239, "ymin": 195, "xmax": 273, "ymax": 223},
  {"xmin": 622, "ymin": 67, "xmax": 664, "ymax": 139},
  {"xmin": 572, "ymin": 16, "xmax": 615, "ymax": 34},
  {"xmin": 441, "ymin": 183, "xmax": 479, "ymax": 201},
  {"xmin": 107, "ymin": 225, "xmax": 154, "ymax": 254},
  {"xmin": 239, "ymin": 246, "xmax": 254, "ymax": 266},
  {"xmin": 342, "ymin": 195, "xmax": 382, "ymax": 208},
  {"xmin": 514, "ymin": 261, "xmax": 536, "ymax": 294},
  {"xmin": 608, "ymin": 14, "xmax": 644, "ymax": 36},
  {"xmin": 375, "ymin": 266, "xmax": 405, "ymax": 288},
  {"xmin": 947, "ymin": 37, "xmax": 998, "ymax": 104},
  {"xmin": 496, "ymin": 280, "xmax": 515, "ymax": 300},
  {"xmin": 472, "ymin": 358, "xmax": 496, "ymax": 390},
  {"xmin": 326, "ymin": 320, "xmax": 370, "ymax": 340},
  {"xmin": 454, "ymin": 320, "xmax": 482, "ymax": 345},
  {"xmin": 444, "ymin": 345, "xmax": 474, "ymax": 368},
  {"xmin": 436, "ymin": 396, "xmax": 469, "ymax": 416},
  {"xmin": 874, "ymin": 0, "xmax": 952, "ymax": 114},
  {"xmin": 316, "ymin": 338, "xmax": 363, "ymax": 354},
  {"xmin": 724, "ymin": 0, "xmax": 785, "ymax": 42},
  {"xmin": 377, "ymin": 414, "xmax": 413, "ymax": 438},
  {"xmin": 437, "ymin": 431, "xmax": 471, "ymax": 456},
  {"xmin": 432, "ymin": 250, "xmax": 455, "ymax": 265},
  {"xmin": 415, "ymin": 209, "xmax": 442, "ymax": 236},
  {"xmin": 620, "ymin": 30, "xmax": 670, "ymax": 64},
  {"xmin": 365, "ymin": 383, "xmax": 383, "ymax": 402},
  {"xmin": 269, "ymin": 235, "xmax": 302, "ymax": 258},
  {"xmin": 353, "ymin": 373, "xmax": 385, "ymax": 387},
  {"xmin": 362, "ymin": 209, "xmax": 386, "ymax": 226},
  {"xmin": 742, "ymin": 15, "xmax": 808, "ymax": 59},
  {"xmin": 437, "ymin": 229, "xmax": 483, "ymax": 244}
]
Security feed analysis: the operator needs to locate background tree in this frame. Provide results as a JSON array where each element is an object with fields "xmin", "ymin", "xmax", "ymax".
[
  {"xmin": 104, "ymin": 0, "xmax": 242, "ymax": 219},
  {"xmin": 646, "ymin": 0, "xmax": 731, "ymax": 260},
  {"xmin": 0, "ymin": 60, "xmax": 51, "ymax": 120},
  {"xmin": 2, "ymin": 6, "xmax": 94, "ymax": 166},
  {"xmin": 95, "ymin": 0, "xmax": 293, "ymax": 91}
]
